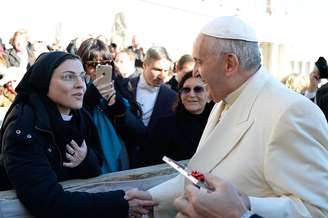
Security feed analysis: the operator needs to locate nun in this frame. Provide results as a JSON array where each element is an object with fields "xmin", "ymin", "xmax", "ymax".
[{"xmin": 0, "ymin": 51, "xmax": 154, "ymax": 218}]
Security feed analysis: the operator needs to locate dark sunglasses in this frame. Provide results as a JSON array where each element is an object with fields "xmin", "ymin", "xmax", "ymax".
[
  {"xmin": 180, "ymin": 86, "xmax": 205, "ymax": 95},
  {"xmin": 86, "ymin": 59, "xmax": 112, "ymax": 68}
]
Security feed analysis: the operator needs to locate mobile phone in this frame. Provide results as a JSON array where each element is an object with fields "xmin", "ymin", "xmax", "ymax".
[
  {"xmin": 162, "ymin": 156, "xmax": 210, "ymax": 190},
  {"xmin": 96, "ymin": 64, "xmax": 112, "ymax": 82}
]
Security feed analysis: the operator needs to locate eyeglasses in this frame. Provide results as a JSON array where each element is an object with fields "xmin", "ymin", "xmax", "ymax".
[
  {"xmin": 86, "ymin": 59, "xmax": 112, "ymax": 68},
  {"xmin": 180, "ymin": 86, "xmax": 205, "ymax": 95},
  {"xmin": 60, "ymin": 71, "xmax": 90, "ymax": 83}
]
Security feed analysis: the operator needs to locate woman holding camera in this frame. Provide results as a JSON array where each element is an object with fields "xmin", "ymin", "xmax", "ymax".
[{"xmin": 77, "ymin": 38, "xmax": 146, "ymax": 171}]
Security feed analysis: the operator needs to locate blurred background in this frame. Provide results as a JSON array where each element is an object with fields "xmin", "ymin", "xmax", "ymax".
[{"xmin": 1, "ymin": 0, "xmax": 327, "ymax": 78}]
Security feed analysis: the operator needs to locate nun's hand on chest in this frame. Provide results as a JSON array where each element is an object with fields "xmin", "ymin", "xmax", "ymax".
[{"xmin": 63, "ymin": 139, "xmax": 87, "ymax": 168}]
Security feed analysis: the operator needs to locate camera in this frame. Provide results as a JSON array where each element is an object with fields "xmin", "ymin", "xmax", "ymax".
[{"xmin": 315, "ymin": 57, "xmax": 328, "ymax": 79}]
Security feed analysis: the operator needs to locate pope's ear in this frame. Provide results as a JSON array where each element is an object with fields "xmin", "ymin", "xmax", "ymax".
[{"xmin": 223, "ymin": 53, "xmax": 239, "ymax": 77}]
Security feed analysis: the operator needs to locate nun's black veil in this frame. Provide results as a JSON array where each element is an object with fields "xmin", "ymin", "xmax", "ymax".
[
  {"xmin": 1, "ymin": 52, "xmax": 93, "ymax": 171},
  {"xmin": 15, "ymin": 51, "xmax": 77, "ymax": 103}
]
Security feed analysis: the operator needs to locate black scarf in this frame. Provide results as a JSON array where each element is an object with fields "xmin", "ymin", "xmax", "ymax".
[{"xmin": 42, "ymin": 96, "xmax": 86, "ymax": 158}]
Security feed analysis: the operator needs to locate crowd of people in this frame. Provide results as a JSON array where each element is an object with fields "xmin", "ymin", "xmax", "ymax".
[
  {"xmin": 0, "ymin": 15, "xmax": 327, "ymax": 218},
  {"xmin": 0, "ymin": 29, "xmax": 211, "ymax": 168}
]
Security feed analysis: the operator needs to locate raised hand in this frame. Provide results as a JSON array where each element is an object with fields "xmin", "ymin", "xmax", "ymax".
[
  {"xmin": 124, "ymin": 188, "xmax": 157, "ymax": 218},
  {"xmin": 93, "ymin": 78, "xmax": 116, "ymax": 105},
  {"xmin": 63, "ymin": 140, "xmax": 87, "ymax": 168}
]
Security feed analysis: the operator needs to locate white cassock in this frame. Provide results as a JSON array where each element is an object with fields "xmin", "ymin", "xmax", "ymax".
[{"xmin": 148, "ymin": 66, "xmax": 328, "ymax": 218}]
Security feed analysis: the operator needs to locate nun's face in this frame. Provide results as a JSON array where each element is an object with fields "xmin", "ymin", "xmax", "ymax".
[{"xmin": 48, "ymin": 59, "xmax": 86, "ymax": 115}]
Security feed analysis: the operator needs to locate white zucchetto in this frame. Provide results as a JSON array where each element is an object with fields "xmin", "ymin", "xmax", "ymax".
[{"xmin": 201, "ymin": 16, "xmax": 258, "ymax": 42}]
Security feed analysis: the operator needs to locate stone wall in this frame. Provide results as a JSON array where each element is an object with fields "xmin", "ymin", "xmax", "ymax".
[{"xmin": 0, "ymin": 163, "xmax": 178, "ymax": 218}]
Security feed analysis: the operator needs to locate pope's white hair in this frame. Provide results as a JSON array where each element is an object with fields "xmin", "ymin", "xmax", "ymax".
[{"xmin": 204, "ymin": 35, "xmax": 261, "ymax": 71}]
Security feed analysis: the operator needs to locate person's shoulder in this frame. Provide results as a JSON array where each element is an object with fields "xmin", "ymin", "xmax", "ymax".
[
  {"xmin": 152, "ymin": 113, "xmax": 177, "ymax": 129},
  {"xmin": 165, "ymin": 76, "xmax": 178, "ymax": 86},
  {"xmin": 159, "ymin": 112, "xmax": 177, "ymax": 122},
  {"xmin": 280, "ymin": 84, "xmax": 319, "ymax": 108},
  {"xmin": 1, "ymin": 103, "xmax": 38, "ymax": 152},
  {"xmin": 80, "ymin": 107, "xmax": 92, "ymax": 118},
  {"xmin": 160, "ymin": 83, "xmax": 177, "ymax": 96},
  {"xmin": 265, "ymin": 80, "xmax": 326, "ymax": 121},
  {"xmin": 261, "ymin": 74, "xmax": 311, "ymax": 105},
  {"xmin": 129, "ymin": 75, "xmax": 140, "ymax": 86},
  {"xmin": 80, "ymin": 108, "xmax": 97, "ymax": 126},
  {"xmin": 3, "ymin": 102, "xmax": 35, "ymax": 135}
]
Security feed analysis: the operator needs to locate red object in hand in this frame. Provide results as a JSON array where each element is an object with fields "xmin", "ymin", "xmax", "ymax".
[
  {"xmin": 5, "ymin": 81, "xmax": 16, "ymax": 95},
  {"xmin": 191, "ymin": 171, "xmax": 205, "ymax": 182}
]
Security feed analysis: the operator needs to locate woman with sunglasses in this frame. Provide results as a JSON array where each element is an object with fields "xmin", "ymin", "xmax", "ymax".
[
  {"xmin": 0, "ymin": 51, "xmax": 154, "ymax": 217},
  {"xmin": 77, "ymin": 38, "xmax": 146, "ymax": 172},
  {"xmin": 139, "ymin": 71, "xmax": 214, "ymax": 166}
]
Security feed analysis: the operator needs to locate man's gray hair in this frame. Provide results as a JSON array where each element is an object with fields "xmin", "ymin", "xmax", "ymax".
[
  {"xmin": 144, "ymin": 46, "xmax": 172, "ymax": 65},
  {"xmin": 208, "ymin": 37, "xmax": 261, "ymax": 71}
]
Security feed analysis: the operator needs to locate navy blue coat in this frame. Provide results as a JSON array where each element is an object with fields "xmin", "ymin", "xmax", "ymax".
[
  {"xmin": 129, "ymin": 76, "xmax": 177, "ymax": 130},
  {"xmin": 129, "ymin": 76, "xmax": 177, "ymax": 167}
]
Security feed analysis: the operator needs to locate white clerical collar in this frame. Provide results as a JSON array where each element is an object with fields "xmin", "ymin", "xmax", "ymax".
[
  {"xmin": 61, "ymin": 113, "xmax": 73, "ymax": 121},
  {"xmin": 224, "ymin": 67, "xmax": 260, "ymax": 107}
]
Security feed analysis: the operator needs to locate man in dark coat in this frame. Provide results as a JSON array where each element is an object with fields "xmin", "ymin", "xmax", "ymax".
[{"xmin": 128, "ymin": 46, "xmax": 177, "ymax": 167}]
